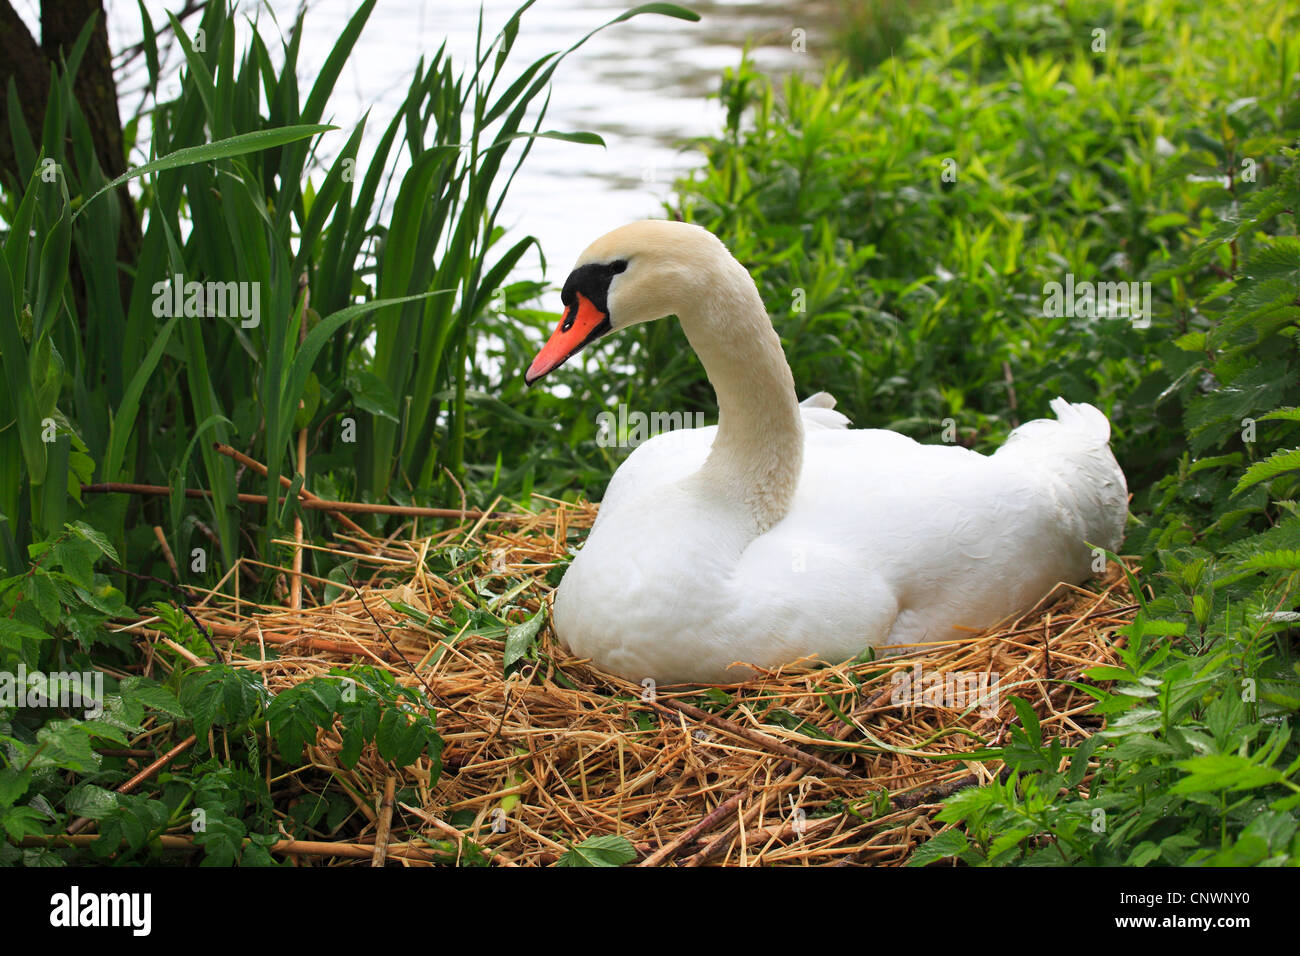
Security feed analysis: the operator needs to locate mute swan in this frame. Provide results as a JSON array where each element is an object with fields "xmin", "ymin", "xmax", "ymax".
[{"xmin": 526, "ymin": 220, "xmax": 1128, "ymax": 685}]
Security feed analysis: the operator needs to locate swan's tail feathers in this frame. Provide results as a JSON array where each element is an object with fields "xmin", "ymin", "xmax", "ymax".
[
  {"xmin": 800, "ymin": 391, "xmax": 851, "ymax": 430},
  {"xmin": 1049, "ymin": 397, "xmax": 1111, "ymax": 442},
  {"xmin": 800, "ymin": 391, "xmax": 837, "ymax": 410},
  {"xmin": 1004, "ymin": 398, "xmax": 1112, "ymax": 448},
  {"xmin": 1001, "ymin": 398, "xmax": 1129, "ymax": 555}
]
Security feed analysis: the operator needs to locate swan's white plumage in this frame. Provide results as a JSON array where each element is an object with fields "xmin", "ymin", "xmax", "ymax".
[{"xmin": 541, "ymin": 220, "xmax": 1128, "ymax": 685}]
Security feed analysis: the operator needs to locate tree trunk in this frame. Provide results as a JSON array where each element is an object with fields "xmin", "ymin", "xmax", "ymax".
[
  {"xmin": 1, "ymin": 0, "xmax": 142, "ymax": 311},
  {"xmin": 0, "ymin": 3, "xmax": 50, "ymax": 189}
]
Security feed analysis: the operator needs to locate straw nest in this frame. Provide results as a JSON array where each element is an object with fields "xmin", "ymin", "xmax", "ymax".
[{"xmin": 160, "ymin": 502, "xmax": 1137, "ymax": 867}]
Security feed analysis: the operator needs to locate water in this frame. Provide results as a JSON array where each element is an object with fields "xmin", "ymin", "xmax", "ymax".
[{"xmin": 85, "ymin": 0, "xmax": 831, "ymax": 282}]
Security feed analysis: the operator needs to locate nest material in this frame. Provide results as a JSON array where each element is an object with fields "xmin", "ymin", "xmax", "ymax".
[{"xmin": 143, "ymin": 503, "xmax": 1137, "ymax": 866}]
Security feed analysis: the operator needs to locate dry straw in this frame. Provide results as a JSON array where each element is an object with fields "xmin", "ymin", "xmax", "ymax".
[{"xmin": 122, "ymin": 503, "xmax": 1136, "ymax": 866}]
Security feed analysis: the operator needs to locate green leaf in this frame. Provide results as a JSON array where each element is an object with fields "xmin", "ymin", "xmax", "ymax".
[
  {"xmin": 432, "ymin": 388, "xmax": 550, "ymax": 428},
  {"xmin": 556, "ymin": 834, "xmax": 637, "ymax": 867},
  {"xmin": 1244, "ymin": 236, "xmax": 1300, "ymax": 280},
  {"xmin": 119, "ymin": 676, "xmax": 187, "ymax": 718},
  {"xmin": 53, "ymin": 538, "xmax": 95, "ymax": 588},
  {"xmin": 607, "ymin": 3, "xmax": 700, "ymax": 25},
  {"xmin": 348, "ymin": 370, "xmax": 400, "ymax": 421},
  {"xmin": 75, "ymin": 124, "xmax": 336, "ymax": 219},
  {"xmin": 27, "ymin": 572, "xmax": 62, "ymax": 624},
  {"xmin": 1066, "ymin": 735, "xmax": 1104, "ymax": 788},
  {"xmin": 1258, "ymin": 406, "xmax": 1300, "ymax": 424},
  {"xmin": 1234, "ymin": 448, "xmax": 1300, "ymax": 496},
  {"xmin": 0, "ymin": 768, "xmax": 32, "ymax": 808},
  {"xmin": 103, "ymin": 314, "xmax": 181, "ymax": 481},
  {"xmin": 65, "ymin": 783, "xmax": 120, "ymax": 821},
  {"xmin": 906, "ymin": 828, "xmax": 969, "ymax": 867},
  {"xmin": 337, "ymin": 680, "xmax": 381, "ymax": 770},
  {"xmin": 33, "ymin": 719, "xmax": 99, "ymax": 773},
  {"xmin": 70, "ymin": 521, "xmax": 119, "ymax": 563},
  {"xmin": 503, "ymin": 607, "xmax": 547, "ymax": 672},
  {"xmin": 495, "ymin": 129, "xmax": 605, "ymax": 148},
  {"xmin": 0, "ymin": 617, "xmax": 55, "ymax": 649},
  {"xmin": 1083, "ymin": 665, "xmax": 1137, "ymax": 682},
  {"xmin": 268, "ymin": 680, "xmax": 340, "ymax": 758},
  {"xmin": 277, "ymin": 290, "xmax": 450, "ymax": 437},
  {"xmin": 1234, "ymin": 549, "xmax": 1300, "ymax": 572},
  {"xmin": 2, "ymin": 805, "xmax": 47, "ymax": 842},
  {"xmin": 1171, "ymin": 753, "xmax": 1284, "ymax": 794},
  {"xmin": 1008, "ymin": 696, "xmax": 1041, "ymax": 748},
  {"xmin": 181, "ymin": 664, "xmax": 269, "ymax": 745},
  {"xmin": 375, "ymin": 706, "xmax": 434, "ymax": 767},
  {"xmin": 1127, "ymin": 841, "xmax": 1162, "ymax": 867}
]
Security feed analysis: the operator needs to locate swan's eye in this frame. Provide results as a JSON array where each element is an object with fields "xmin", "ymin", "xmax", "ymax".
[
  {"xmin": 528, "ymin": 260, "xmax": 629, "ymax": 385},
  {"xmin": 560, "ymin": 259, "xmax": 629, "ymax": 323}
]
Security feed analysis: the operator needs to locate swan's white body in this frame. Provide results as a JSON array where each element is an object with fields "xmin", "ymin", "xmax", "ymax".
[{"xmin": 531, "ymin": 221, "xmax": 1128, "ymax": 685}]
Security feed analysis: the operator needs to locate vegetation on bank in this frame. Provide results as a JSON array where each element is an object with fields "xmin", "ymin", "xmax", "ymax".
[
  {"xmin": 667, "ymin": 0, "xmax": 1300, "ymax": 865},
  {"xmin": 1, "ymin": 0, "xmax": 1298, "ymax": 864}
]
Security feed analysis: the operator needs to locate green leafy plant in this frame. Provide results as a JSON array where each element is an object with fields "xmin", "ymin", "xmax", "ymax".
[
  {"xmin": 911, "ymin": 85, "xmax": 1300, "ymax": 866},
  {"xmin": 0, "ymin": 515, "xmax": 446, "ymax": 865}
]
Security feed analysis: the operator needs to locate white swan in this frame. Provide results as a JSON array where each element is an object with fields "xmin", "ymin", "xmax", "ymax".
[{"xmin": 526, "ymin": 220, "xmax": 1128, "ymax": 685}]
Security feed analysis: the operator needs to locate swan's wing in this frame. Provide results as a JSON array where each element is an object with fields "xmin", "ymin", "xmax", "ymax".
[{"xmin": 594, "ymin": 425, "xmax": 716, "ymax": 521}]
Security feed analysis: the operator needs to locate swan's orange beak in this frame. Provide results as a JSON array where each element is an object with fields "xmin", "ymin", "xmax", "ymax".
[{"xmin": 525, "ymin": 292, "xmax": 610, "ymax": 385}]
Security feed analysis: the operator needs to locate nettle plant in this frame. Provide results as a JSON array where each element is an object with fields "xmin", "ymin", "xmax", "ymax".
[
  {"xmin": 910, "ymin": 605, "xmax": 1299, "ymax": 867},
  {"xmin": 913, "ymin": 113, "xmax": 1300, "ymax": 866}
]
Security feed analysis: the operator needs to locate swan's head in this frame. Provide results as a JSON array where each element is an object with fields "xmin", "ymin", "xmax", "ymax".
[{"xmin": 525, "ymin": 220, "xmax": 730, "ymax": 385}]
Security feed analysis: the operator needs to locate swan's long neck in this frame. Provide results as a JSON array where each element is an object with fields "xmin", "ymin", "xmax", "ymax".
[{"xmin": 677, "ymin": 260, "xmax": 803, "ymax": 536}]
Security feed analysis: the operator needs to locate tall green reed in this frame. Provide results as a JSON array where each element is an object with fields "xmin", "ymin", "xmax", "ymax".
[{"xmin": 0, "ymin": 1, "xmax": 698, "ymax": 586}]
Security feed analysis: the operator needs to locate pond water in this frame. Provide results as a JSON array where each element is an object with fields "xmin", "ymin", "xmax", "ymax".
[{"xmin": 90, "ymin": 0, "xmax": 832, "ymax": 281}]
